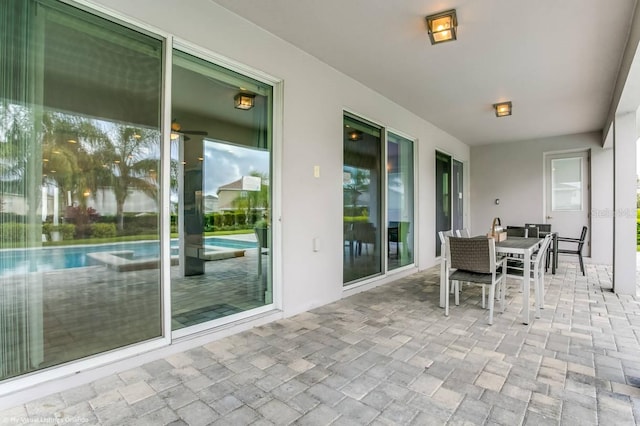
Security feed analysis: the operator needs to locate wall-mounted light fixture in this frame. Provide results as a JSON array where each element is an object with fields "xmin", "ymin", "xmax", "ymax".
[
  {"xmin": 234, "ymin": 93, "xmax": 255, "ymax": 110},
  {"xmin": 426, "ymin": 9, "xmax": 458, "ymax": 45},
  {"xmin": 493, "ymin": 101, "xmax": 512, "ymax": 117}
]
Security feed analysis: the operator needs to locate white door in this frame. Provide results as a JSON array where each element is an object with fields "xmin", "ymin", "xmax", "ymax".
[{"xmin": 545, "ymin": 151, "xmax": 590, "ymax": 256}]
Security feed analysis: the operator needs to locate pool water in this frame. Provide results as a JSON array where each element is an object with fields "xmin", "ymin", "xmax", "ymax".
[{"xmin": 0, "ymin": 237, "xmax": 256, "ymax": 276}]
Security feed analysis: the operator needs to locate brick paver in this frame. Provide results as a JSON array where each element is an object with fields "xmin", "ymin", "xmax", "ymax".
[{"xmin": 1, "ymin": 261, "xmax": 638, "ymax": 425}]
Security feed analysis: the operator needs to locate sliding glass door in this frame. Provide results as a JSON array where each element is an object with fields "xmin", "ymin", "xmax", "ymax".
[
  {"xmin": 343, "ymin": 115, "xmax": 382, "ymax": 284},
  {"xmin": 343, "ymin": 115, "xmax": 416, "ymax": 284},
  {"xmin": 0, "ymin": 0, "xmax": 162, "ymax": 380},
  {"xmin": 0, "ymin": 0, "xmax": 277, "ymax": 382},
  {"xmin": 171, "ymin": 50, "xmax": 273, "ymax": 330}
]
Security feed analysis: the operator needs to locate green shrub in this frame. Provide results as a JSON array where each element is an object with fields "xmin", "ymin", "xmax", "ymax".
[
  {"xmin": 235, "ymin": 212, "xmax": 247, "ymax": 225},
  {"xmin": 42, "ymin": 223, "xmax": 53, "ymax": 240},
  {"xmin": 213, "ymin": 213, "xmax": 224, "ymax": 228},
  {"xmin": 59, "ymin": 224, "xmax": 75, "ymax": 240},
  {"xmin": 42, "ymin": 223, "xmax": 74, "ymax": 241},
  {"xmin": 0, "ymin": 223, "xmax": 28, "ymax": 243},
  {"xmin": 223, "ymin": 211, "xmax": 235, "ymax": 226},
  {"xmin": 344, "ymin": 216, "xmax": 370, "ymax": 223},
  {"xmin": 637, "ymin": 209, "xmax": 640, "ymax": 248},
  {"xmin": 91, "ymin": 223, "xmax": 117, "ymax": 238}
]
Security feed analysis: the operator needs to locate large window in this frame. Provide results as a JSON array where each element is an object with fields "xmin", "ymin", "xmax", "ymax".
[
  {"xmin": 171, "ymin": 50, "xmax": 273, "ymax": 330},
  {"xmin": 0, "ymin": 0, "xmax": 162, "ymax": 380}
]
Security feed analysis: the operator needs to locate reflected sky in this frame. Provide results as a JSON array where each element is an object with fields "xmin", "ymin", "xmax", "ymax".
[{"xmin": 203, "ymin": 140, "xmax": 269, "ymax": 196}]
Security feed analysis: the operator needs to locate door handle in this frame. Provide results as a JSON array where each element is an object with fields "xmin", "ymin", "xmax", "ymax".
[{"xmin": 546, "ymin": 216, "xmax": 553, "ymax": 219}]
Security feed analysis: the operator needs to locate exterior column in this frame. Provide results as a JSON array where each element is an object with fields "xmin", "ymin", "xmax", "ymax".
[{"xmin": 613, "ymin": 112, "xmax": 637, "ymax": 294}]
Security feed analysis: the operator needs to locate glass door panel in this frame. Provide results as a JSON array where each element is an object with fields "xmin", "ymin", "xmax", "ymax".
[
  {"xmin": 551, "ymin": 157, "xmax": 583, "ymax": 211},
  {"xmin": 0, "ymin": 0, "xmax": 162, "ymax": 380},
  {"xmin": 387, "ymin": 132, "xmax": 414, "ymax": 269},
  {"xmin": 452, "ymin": 160, "xmax": 464, "ymax": 231},
  {"xmin": 343, "ymin": 115, "xmax": 382, "ymax": 284},
  {"xmin": 435, "ymin": 151, "xmax": 452, "ymax": 256},
  {"xmin": 171, "ymin": 50, "xmax": 272, "ymax": 330}
]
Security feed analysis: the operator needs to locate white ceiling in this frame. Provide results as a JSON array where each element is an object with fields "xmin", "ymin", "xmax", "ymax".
[{"xmin": 211, "ymin": 0, "xmax": 637, "ymax": 146}]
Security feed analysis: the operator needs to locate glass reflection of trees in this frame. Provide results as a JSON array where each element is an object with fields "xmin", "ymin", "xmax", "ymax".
[{"xmin": 1, "ymin": 104, "xmax": 160, "ymax": 241}]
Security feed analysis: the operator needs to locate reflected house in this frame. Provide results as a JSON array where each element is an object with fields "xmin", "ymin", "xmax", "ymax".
[
  {"xmin": 204, "ymin": 194, "xmax": 218, "ymax": 213},
  {"xmin": 216, "ymin": 175, "xmax": 264, "ymax": 212},
  {"xmin": 216, "ymin": 177, "xmax": 245, "ymax": 211},
  {"xmin": 0, "ymin": 187, "xmax": 157, "ymax": 218},
  {"xmin": 92, "ymin": 188, "xmax": 158, "ymax": 216}
]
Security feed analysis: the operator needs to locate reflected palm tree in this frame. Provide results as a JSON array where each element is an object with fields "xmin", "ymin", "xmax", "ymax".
[
  {"xmin": 2, "ymin": 105, "xmax": 161, "ymax": 235},
  {"xmin": 0, "ymin": 103, "xmax": 34, "ymax": 196},
  {"xmin": 93, "ymin": 125, "xmax": 159, "ymax": 231}
]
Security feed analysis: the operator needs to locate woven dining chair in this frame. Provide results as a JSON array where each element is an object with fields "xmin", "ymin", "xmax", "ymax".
[
  {"xmin": 446, "ymin": 236, "xmax": 506, "ymax": 325},
  {"xmin": 524, "ymin": 225, "xmax": 539, "ymax": 238}
]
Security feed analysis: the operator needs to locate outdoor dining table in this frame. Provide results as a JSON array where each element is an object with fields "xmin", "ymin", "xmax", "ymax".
[{"xmin": 495, "ymin": 236, "xmax": 544, "ymax": 325}]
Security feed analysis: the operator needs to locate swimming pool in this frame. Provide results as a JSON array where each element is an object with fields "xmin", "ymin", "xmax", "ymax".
[{"xmin": 0, "ymin": 237, "xmax": 256, "ymax": 276}]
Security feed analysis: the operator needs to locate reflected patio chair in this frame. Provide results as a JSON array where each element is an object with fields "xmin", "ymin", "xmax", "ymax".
[
  {"xmin": 254, "ymin": 226, "xmax": 269, "ymax": 278},
  {"xmin": 388, "ymin": 221, "xmax": 410, "ymax": 259},
  {"xmin": 354, "ymin": 222, "xmax": 376, "ymax": 256},
  {"xmin": 447, "ymin": 236, "xmax": 506, "ymax": 325}
]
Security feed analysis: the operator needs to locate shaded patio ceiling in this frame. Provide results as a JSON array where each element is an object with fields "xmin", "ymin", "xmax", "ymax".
[{"xmin": 211, "ymin": 0, "xmax": 638, "ymax": 146}]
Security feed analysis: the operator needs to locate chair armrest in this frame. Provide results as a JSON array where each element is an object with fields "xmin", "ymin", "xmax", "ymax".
[
  {"xmin": 557, "ymin": 237, "xmax": 581, "ymax": 243},
  {"xmin": 495, "ymin": 256, "xmax": 507, "ymax": 270}
]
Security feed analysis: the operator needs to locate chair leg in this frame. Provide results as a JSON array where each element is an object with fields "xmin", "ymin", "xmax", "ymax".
[
  {"xmin": 454, "ymin": 281, "xmax": 459, "ymax": 306},
  {"xmin": 534, "ymin": 273, "xmax": 541, "ymax": 319},
  {"xmin": 545, "ymin": 250, "xmax": 549, "ymax": 272},
  {"xmin": 500, "ymin": 279, "xmax": 506, "ymax": 313},
  {"xmin": 440, "ymin": 262, "xmax": 446, "ymax": 308},
  {"xmin": 445, "ymin": 279, "xmax": 450, "ymax": 316},
  {"xmin": 488, "ymin": 284, "xmax": 495, "ymax": 325},
  {"xmin": 481, "ymin": 286, "xmax": 486, "ymax": 309},
  {"xmin": 539, "ymin": 271, "xmax": 545, "ymax": 309},
  {"xmin": 578, "ymin": 253, "xmax": 585, "ymax": 276}
]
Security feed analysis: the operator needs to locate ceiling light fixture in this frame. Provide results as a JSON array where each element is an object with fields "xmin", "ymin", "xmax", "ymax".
[
  {"xmin": 426, "ymin": 9, "xmax": 458, "ymax": 45},
  {"xmin": 234, "ymin": 93, "xmax": 255, "ymax": 110},
  {"xmin": 348, "ymin": 130, "xmax": 363, "ymax": 141},
  {"xmin": 493, "ymin": 101, "xmax": 512, "ymax": 117}
]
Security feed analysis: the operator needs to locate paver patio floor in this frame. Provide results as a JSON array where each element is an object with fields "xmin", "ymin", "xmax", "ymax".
[{"xmin": 2, "ymin": 260, "xmax": 640, "ymax": 425}]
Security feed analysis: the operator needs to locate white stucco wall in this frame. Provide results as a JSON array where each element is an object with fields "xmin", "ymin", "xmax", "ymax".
[
  {"xmin": 470, "ymin": 131, "xmax": 613, "ymax": 265},
  {"xmin": 87, "ymin": 0, "xmax": 469, "ymax": 316}
]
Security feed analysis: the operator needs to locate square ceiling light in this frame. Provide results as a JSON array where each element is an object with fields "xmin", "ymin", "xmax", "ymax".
[
  {"xmin": 234, "ymin": 93, "xmax": 255, "ymax": 110},
  {"xmin": 493, "ymin": 101, "xmax": 512, "ymax": 117},
  {"xmin": 426, "ymin": 9, "xmax": 457, "ymax": 45}
]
